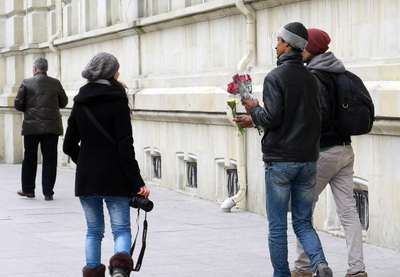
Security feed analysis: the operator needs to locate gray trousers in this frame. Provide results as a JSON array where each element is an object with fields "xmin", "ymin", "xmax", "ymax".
[{"xmin": 294, "ymin": 145, "xmax": 366, "ymax": 275}]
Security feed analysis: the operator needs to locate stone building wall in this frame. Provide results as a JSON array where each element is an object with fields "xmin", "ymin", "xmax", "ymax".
[{"xmin": 0, "ymin": 0, "xmax": 399, "ymax": 250}]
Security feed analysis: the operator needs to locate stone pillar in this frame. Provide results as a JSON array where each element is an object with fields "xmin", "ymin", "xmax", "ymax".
[
  {"xmin": 2, "ymin": 111, "xmax": 23, "ymax": 163},
  {"xmin": 0, "ymin": 53, "xmax": 5, "ymax": 95},
  {"xmin": 2, "ymin": 54, "xmax": 25, "ymax": 96},
  {"xmin": 24, "ymin": 1, "xmax": 48, "ymax": 44},
  {"xmin": 1, "ymin": 2, "xmax": 26, "ymax": 96},
  {"xmin": 0, "ymin": 17, "xmax": 5, "ymax": 50},
  {"xmin": 98, "ymin": 0, "xmax": 110, "ymax": 28},
  {"xmin": 88, "ymin": 0, "xmax": 98, "ymax": 31},
  {"xmin": 0, "ymin": 54, "xmax": 25, "ymax": 163},
  {"xmin": 63, "ymin": 1, "xmax": 75, "ymax": 36},
  {"xmin": 5, "ymin": 14, "xmax": 24, "ymax": 47}
]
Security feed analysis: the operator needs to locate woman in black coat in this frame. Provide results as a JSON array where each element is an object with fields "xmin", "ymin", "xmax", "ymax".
[{"xmin": 63, "ymin": 52, "xmax": 150, "ymax": 277}]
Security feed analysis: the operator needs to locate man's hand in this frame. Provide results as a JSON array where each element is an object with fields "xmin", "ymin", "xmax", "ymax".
[
  {"xmin": 233, "ymin": 115, "xmax": 254, "ymax": 128},
  {"xmin": 241, "ymin": 98, "xmax": 259, "ymax": 114}
]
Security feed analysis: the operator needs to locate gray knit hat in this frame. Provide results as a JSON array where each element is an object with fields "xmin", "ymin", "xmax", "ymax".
[
  {"xmin": 278, "ymin": 22, "xmax": 308, "ymax": 51},
  {"xmin": 81, "ymin": 52, "xmax": 120, "ymax": 81}
]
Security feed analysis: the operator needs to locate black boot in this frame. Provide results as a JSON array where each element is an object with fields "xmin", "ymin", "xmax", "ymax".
[
  {"xmin": 108, "ymin": 252, "xmax": 134, "ymax": 277},
  {"xmin": 82, "ymin": 264, "xmax": 106, "ymax": 277}
]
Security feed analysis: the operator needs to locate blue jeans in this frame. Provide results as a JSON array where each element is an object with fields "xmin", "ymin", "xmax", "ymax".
[
  {"xmin": 79, "ymin": 196, "xmax": 131, "ymax": 268},
  {"xmin": 265, "ymin": 162, "xmax": 327, "ymax": 277}
]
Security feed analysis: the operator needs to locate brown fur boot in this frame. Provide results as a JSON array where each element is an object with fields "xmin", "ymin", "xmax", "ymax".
[
  {"xmin": 108, "ymin": 252, "xmax": 134, "ymax": 277},
  {"xmin": 82, "ymin": 264, "xmax": 106, "ymax": 277}
]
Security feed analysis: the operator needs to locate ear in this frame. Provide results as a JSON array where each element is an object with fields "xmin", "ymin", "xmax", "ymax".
[{"xmin": 283, "ymin": 43, "xmax": 293, "ymax": 54}]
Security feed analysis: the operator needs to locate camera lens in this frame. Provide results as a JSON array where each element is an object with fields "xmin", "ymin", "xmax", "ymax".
[
  {"xmin": 141, "ymin": 198, "xmax": 154, "ymax": 212},
  {"xmin": 130, "ymin": 196, "xmax": 154, "ymax": 212}
]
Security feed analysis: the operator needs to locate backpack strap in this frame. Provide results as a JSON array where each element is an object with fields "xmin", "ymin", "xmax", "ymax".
[{"xmin": 310, "ymin": 69, "xmax": 337, "ymax": 136}]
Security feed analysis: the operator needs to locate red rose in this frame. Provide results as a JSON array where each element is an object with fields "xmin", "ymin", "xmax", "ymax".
[{"xmin": 227, "ymin": 82, "xmax": 239, "ymax": 94}]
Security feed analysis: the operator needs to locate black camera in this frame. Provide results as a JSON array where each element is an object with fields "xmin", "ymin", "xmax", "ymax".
[{"xmin": 129, "ymin": 195, "xmax": 154, "ymax": 212}]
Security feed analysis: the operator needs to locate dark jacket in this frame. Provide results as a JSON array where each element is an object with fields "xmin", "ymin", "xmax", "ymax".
[
  {"xmin": 307, "ymin": 52, "xmax": 351, "ymax": 148},
  {"xmin": 63, "ymin": 82, "xmax": 145, "ymax": 197},
  {"xmin": 14, "ymin": 72, "xmax": 68, "ymax": 135},
  {"xmin": 250, "ymin": 52, "xmax": 321, "ymax": 162}
]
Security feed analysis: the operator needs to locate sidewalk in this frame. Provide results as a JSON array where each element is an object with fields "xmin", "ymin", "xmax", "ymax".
[{"xmin": 0, "ymin": 164, "xmax": 398, "ymax": 276}]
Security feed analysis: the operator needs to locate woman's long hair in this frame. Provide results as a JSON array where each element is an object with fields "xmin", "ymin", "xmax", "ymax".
[
  {"xmin": 108, "ymin": 77, "xmax": 127, "ymax": 93},
  {"xmin": 108, "ymin": 77, "xmax": 132, "ymax": 113}
]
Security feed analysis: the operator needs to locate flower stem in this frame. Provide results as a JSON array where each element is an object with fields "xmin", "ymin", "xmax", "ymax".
[{"xmin": 227, "ymin": 98, "xmax": 245, "ymax": 134}]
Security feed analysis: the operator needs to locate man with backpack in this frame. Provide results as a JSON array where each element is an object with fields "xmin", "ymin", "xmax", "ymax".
[{"xmin": 291, "ymin": 28, "xmax": 368, "ymax": 277}]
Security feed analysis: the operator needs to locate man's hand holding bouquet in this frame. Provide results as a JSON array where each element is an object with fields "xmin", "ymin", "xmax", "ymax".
[{"xmin": 226, "ymin": 73, "xmax": 261, "ymax": 134}]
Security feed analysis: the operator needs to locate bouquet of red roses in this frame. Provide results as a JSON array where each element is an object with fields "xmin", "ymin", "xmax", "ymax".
[
  {"xmin": 226, "ymin": 73, "xmax": 253, "ymax": 135},
  {"xmin": 227, "ymin": 73, "xmax": 253, "ymax": 99},
  {"xmin": 226, "ymin": 73, "xmax": 262, "ymax": 135}
]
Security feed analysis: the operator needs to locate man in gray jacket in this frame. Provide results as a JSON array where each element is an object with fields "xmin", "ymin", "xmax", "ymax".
[{"xmin": 15, "ymin": 57, "xmax": 68, "ymax": 200}]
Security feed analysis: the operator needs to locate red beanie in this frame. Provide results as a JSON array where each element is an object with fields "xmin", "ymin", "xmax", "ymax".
[{"xmin": 306, "ymin": 28, "xmax": 331, "ymax": 54}]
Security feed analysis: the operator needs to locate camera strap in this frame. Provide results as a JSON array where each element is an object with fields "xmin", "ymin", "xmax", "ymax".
[
  {"xmin": 81, "ymin": 105, "xmax": 116, "ymax": 144},
  {"xmin": 130, "ymin": 209, "xmax": 148, "ymax": 272}
]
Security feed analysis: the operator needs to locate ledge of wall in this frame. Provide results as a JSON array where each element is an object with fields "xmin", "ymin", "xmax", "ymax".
[
  {"xmin": 131, "ymin": 110, "xmax": 230, "ymax": 126},
  {"xmin": 134, "ymin": 0, "xmax": 307, "ymax": 33},
  {"xmin": 370, "ymin": 117, "xmax": 400, "ymax": 136},
  {"xmin": 132, "ymin": 86, "xmax": 231, "ymax": 113}
]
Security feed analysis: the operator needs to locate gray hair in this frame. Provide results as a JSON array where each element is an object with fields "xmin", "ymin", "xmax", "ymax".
[{"xmin": 33, "ymin": 57, "xmax": 48, "ymax": 71}]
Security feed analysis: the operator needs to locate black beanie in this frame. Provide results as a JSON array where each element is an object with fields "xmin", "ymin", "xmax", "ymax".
[{"xmin": 278, "ymin": 22, "xmax": 308, "ymax": 51}]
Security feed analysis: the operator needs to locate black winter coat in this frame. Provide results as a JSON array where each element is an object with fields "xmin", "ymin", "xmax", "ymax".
[
  {"xmin": 14, "ymin": 72, "xmax": 68, "ymax": 135},
  {"xmin": 250, "ymin": 52, "xmax": 321, "ymax": 163},
  {"xmin": 63, "ymin": 82, "xmax": 145, "ymax": 197}
]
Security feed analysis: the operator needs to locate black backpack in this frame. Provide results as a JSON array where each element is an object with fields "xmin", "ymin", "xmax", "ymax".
[{"xmin": 334, "ymin": 71, "xmax": 375, "ymax": 136}]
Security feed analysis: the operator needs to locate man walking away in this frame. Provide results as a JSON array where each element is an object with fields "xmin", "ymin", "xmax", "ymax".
[
  {"xmin": 290, "ymin": 28, "xmax": 368, "ymax": 277},
  {"xmin": 15, "ymin": 57, "xmax": 68, "ymax": 201}
]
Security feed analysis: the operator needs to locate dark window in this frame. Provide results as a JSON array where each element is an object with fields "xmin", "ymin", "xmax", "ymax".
[
  {"xmin": 187, "ymin": 162, "xmax": 197, "ymax": 188},
  {"xmin": 227, "ymin": 169, "xmax": 238, "ymax": 197},
  {"xmin": 153, "ymin": 156, "xmax": 161, "ymax": 179},
  {"xmin": 354, "ymin": 189, "xmax": 369, "ymax": 230}
]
